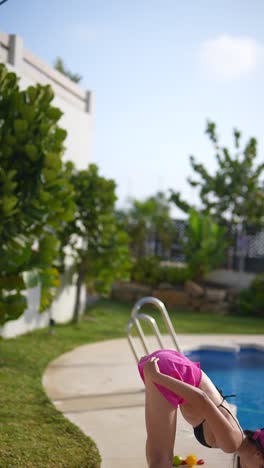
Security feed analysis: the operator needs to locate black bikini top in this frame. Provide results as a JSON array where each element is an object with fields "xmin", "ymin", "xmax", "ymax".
[{"xmin": 193, "ymin": 389, "xmax": 241, "ymax": 448}]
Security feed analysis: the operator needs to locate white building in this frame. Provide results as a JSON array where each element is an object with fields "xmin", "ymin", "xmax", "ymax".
[
  {"xmin": 0, "ymin": 31, "xmax": 93, "ymax": 168},
  {"xmin": 0, "ymin": 32, "xmax": 93, "ymax": 337}
]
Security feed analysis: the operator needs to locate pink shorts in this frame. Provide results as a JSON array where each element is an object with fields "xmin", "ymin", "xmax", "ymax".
[{"xmin": 138, "ymin": 349, "xmax": 202, "ymax": 407}]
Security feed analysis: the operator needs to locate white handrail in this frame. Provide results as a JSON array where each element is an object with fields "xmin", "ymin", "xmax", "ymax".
[{"xmin": 126, "ymin": 296, "xmax": 181, "ymax": 363}]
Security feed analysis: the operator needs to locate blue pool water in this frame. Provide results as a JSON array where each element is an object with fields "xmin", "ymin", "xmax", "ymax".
[{"xmin": 185, "ymin": 347, "xmax": 264, "ymax": 430}]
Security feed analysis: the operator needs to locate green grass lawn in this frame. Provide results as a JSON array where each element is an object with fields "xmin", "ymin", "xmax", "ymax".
[{"xmin": 1, "ymin": 298, "xmax": 264, "ymax": 467}]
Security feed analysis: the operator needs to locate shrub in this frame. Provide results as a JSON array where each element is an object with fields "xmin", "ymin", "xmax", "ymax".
[
  {"xmin": 162, "ymin": 264, "xmax": 191, "ymax": 285},
  {"xmin": 130, "ymin": 256, "xmax": 161, "ymax": 286},
  {"xmin": 130, "ymin": 257, "xmax": 191, "ymax": 287},
  {"xmin": 236, "ymin": 273, "xmax": 264, "ymax": 316}
]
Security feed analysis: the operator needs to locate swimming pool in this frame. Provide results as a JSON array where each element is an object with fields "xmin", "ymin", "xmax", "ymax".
[{"xmin": 185, "ymin": 346, "xmax": 264, "ymax": 430}]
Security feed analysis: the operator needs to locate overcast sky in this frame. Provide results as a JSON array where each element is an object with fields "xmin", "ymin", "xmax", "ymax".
[{"xmin": 2, "ymin": 0, "xmax": 264, "ymax": 216}]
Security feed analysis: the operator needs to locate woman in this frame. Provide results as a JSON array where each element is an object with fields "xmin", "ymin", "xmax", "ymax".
[{"xmin": 138, "ymin": 349, "xmax": 264, "ymax": 468}]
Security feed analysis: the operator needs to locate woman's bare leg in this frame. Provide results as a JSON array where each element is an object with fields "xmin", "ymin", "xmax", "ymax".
[{"xmin": 144, "ymin": 376, "xmax": 177, "ymax": 468}]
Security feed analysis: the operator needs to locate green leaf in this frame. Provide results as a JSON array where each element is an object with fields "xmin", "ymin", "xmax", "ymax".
[
  {"xmin": 48, "ymin": 107, "xmax": 63, "ymax": 121},
  {"xmin": 45, "ymin": 152, "xmax": 62, "ymax": 171},
  {"xmin": 39, "ymin": 190, "xmax": 52, "ymax": 202},
  {"xmin": 5, "ymin": 134, "xmax": 16, "ymax": 146},
  {"xmin": 43, "ymin": 85, "xmax": 54, "ymax": 103},
  {"xmin": 39, "ymin": 268, "xmax": 60, "ymax": 312},
  {"xmin": 14, "ymin": 119, "xmax": 28, "ymax": 135},
  {"xmin": 0, "ymin": 274, "xmax": 26, "ymax": 291},
  {"xmin": 1, "ymin": 196, "xmax": 18, "ymax": 215},
  {"xmin": 27, "ymin": 86, "xmax": 37, "ymax": 102},
  {"xmin": 0, "ymin": 293, "xmax": 27, "ymax": 325},
  {"xmin": 24, "ymin": 144, "xmax": 38, "ymax": 161},
  {"xmin": 54, "ymin": 127, "xmax": 67, "ymax": 143}
]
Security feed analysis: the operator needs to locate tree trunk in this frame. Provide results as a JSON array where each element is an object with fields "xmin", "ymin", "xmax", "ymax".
[{"xmin": 72, "ymin": 268, "xmax": 85, "ymax": 323}]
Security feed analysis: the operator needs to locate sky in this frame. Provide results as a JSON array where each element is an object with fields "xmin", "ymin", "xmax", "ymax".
[{"xmin": 1, "ymin": 0, "xmax": 264, "ymax": 216}]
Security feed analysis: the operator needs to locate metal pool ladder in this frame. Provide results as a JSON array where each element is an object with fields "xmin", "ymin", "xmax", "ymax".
[{"xmin": 126, "ymin": 296, "xmax": 182, "ymax": 363}]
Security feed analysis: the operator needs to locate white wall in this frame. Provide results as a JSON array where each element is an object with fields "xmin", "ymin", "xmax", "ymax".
[
  {"xmin": 1, "ymin": 281, "xmax": 86, "ymax": 339},
  {"xmin": 0, "ymin": 32, "xmax": 92, "ymax": 337},
  {"xmin": 0, "ymin": 32, "xmax": 93, "ymax": 170}
]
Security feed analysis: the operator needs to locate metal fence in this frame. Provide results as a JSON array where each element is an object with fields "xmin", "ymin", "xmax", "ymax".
[
  {"xmin": 224, "ymin": 225, "xmax": 264, "ymax": 273},
  {"xmin": 158, "ymin": 220, "xmax": 264, "ymax": 274}
]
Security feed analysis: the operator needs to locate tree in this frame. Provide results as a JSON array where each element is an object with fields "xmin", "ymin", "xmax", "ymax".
[
  {"xmin": 118, "ymin": 192, "xmax": 176, "ymax": 259},
  {"xmin": 0, "ymin": 64, "xmax": 75, "ymax": 325},
  {"xmin": 59, "ymin": 164, "xmax": 130, "ymax": 322},
  {"xmin": 183, "ymin": 209, "xmax": 227, "ymax": 282},
  {"xmin": 54, "ymin": 57, "xmax": 82, "ymax": 84},
  {"xmin": 170, "ymin": 121, "xmax": 264, "ymax": 228}
]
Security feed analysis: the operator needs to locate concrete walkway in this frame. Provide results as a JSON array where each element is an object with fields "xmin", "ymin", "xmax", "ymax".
[{"xmin": 43, "ymin": 334, "xmax": 264, "ymax": 468}]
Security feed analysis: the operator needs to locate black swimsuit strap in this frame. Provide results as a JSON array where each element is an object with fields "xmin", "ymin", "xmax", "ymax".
[
  {"xmin": 216, "ymin": 387, "xmax": 237, "ymax": 402},
  {"xmin": 216, "ymin": 388, "xmax": 244, "ymax": 439}
]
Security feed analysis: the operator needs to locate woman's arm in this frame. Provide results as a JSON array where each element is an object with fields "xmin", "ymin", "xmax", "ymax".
[
  {"xmin": 143, "ymin": 357, "xmax": 205, "ymax": 406},
  {"xmin": 143, "ymin": 357, "xmax": 243, "ymax": 453},
  {"xmin": 198, "ymin": 394, "xmax": 244, "ymax": 452}
]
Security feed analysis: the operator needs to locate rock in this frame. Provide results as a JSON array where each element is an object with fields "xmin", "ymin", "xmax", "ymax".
[
  {"xmin": 200, "ymin": 301, "xmax": 215, "ymax": 313},
  {"xmin": 188, "ymin": 298, "xmax": 203, "ymax": 311},
  {"xmin": 226, "ymin": 288, "xmax": 240, "ymax": 303},
  {"xmin": 157, "ymin": 282, "xmax": 174, "ymax": 290},
  {"xmin": 111, "ymin": 282, "xmax": 152, "ymax": 302},
  {"xmin": 211, "ymin": 302, "xmax": 230, "ymax": 315},
  {"xmin": 221, "ymin": 305, "xmax": 230, "ymax": 315},
  {"xmin": 205, "ymin": 269, "xmax": 256, "ymax": 290},
  {"xmin": 185, "ymin": 281, "xmax": 204, "ymax": 298},
  {"xmin": 200, "ymin": 301, "xmax": 230, "ymax": 315},
  {"xmin": 205, "ymin": 288, "xmax": 227, "ymax": 302},
  {"xmin": 153, "ymin": 289, "xmax": 189, "ymax": 308}
]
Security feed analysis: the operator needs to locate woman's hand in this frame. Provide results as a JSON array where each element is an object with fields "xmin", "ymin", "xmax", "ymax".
[{"xmin": 142, "ymin": 356, "xmax": 160, "ymax": 379}]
